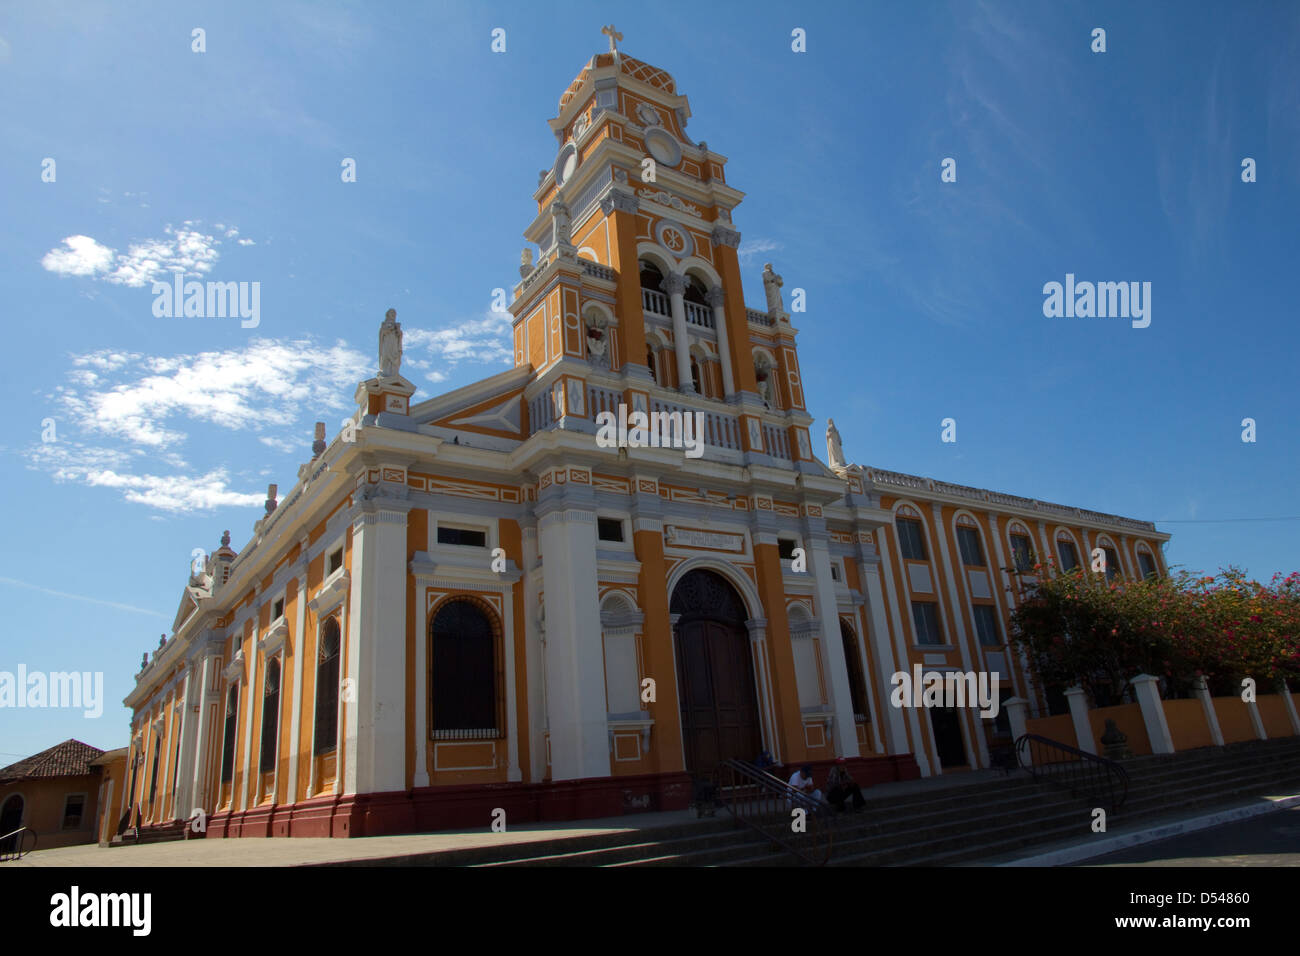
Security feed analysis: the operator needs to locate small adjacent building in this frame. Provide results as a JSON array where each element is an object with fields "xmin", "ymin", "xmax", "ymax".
[{"xmin": 0, "ymin": 739, "xmax": 121, "ymax": 851}]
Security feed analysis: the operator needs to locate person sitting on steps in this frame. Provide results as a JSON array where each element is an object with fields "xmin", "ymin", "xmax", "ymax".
[{"xmin": 825, "ymin": 757, "xmax": 865, "ymax": 812}]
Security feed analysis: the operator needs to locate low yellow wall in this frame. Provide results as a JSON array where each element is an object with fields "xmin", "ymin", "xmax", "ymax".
[
  {"xmin": 1025, "ymin": 713, "xmax": 1076, "ymax": 748},
  {"xmin": 1162, "ymin": 698, "xmax": 1214, "ymax": 752},
  {"xmin": 1212, "ymin": 696, "xmax": 1258, "ymax": 744},
  {"xmin": 1257, "ymin": 694, "xmax": 1296, "ymax": 738},
  {"xmin": 1090, "ymin": 702, "xmax": 1152, "ymax": 756}
]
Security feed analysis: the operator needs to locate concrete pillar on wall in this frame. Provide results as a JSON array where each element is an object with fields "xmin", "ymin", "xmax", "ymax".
[
  {"xmin": 857, "ymin": 557, "xmax": 910, "ymax": 759},
  {"xmin": 664, "ymin": 272, "xmax": 695, "ymax": 393},
  {"xmin": 1004, "ymin": 696, "xmax": 1030, "ymax": 765},
  {"xmin": 1064, "ymin": 686, "xmax": 1096, "ymax": 754},
  {"xmin": 1194, "ymin": 675, "xmax": 1225, "ymax": 746},
  {"xmin": 1131, "ymin": 674, "xmax": 1175, "ymax": 754},
  {"xmin": 286, "ymin": 550, "xmax": 309, "ymax": 801},
  {"xmin": 806, "ymin": 532, "xmax": 860, "ymax": 758},
  {"xmin": 1279, "ymin": 681, "xmax": 1300, "ymax": 736},
  {"xmin": 344, "ymin": 500, "xmax": 411, "ymax": 797},
  {"xmin": 705, "ymin": 285, "xmax": 735, "ymax": 398},
  {"xmin": 1245, "ymin": 689, "xmax": 1268, "ymax": 741},
  {"xmin": 538, "ymin": 504, "xmax": 610, "ymax": 781}
]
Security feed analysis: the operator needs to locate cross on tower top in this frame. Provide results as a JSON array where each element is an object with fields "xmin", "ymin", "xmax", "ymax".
[{"xmin": 601, "ymin": 24, "xmax": 622, "ymax": 54}]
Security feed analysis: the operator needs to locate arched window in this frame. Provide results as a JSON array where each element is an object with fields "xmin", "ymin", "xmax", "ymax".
[
  {"xmin": 690, "ymin": 357, "xmax": 702, "ymax": 394},
  {"xmin": 430, "ymin": 599, "xmax": 500, "ymax": 738},
  {"xmin": 314, "ymin": 617, "xmax": 341, "ymax": 755},
  {"xmin": 646, "ymin": 346, "xmax": 657, "ymax": 383},
  {"xmin": 638, "ymin": 260, "xmax": 664, "ymax": 291},
  {"xmin": 220, "ymin": 685, "xmax": 238, "ymax": 782},
  {"xmin": 683, "ymin": 275, "xmax": 709, "ymax": 306},
  {"xmin": 259, "ymin": 658, "xmax": 281, "ymax": 773}
]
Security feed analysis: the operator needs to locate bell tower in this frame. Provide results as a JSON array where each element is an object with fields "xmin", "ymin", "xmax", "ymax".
[{"xmin": 510, "ymin": 30, "xmax": 816, "ymax": 466}]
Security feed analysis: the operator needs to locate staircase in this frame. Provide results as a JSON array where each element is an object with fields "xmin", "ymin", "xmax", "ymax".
[{"xmin": 398, "ymin": 736, "xmax": 1300, "ymax": 867}]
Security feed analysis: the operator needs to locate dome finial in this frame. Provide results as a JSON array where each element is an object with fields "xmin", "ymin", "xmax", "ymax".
[{"xmin": 601, "ymin": 24, "xmax": 622, "ymax": 55}]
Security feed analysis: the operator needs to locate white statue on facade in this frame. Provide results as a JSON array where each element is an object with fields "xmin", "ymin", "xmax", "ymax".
[
  {"xmin": 826, "ymin": 418, "xmax": 846, "ymax": 470},
  {"xmin": 519, "ymin": 248, "xmax": 534, "ymax": 279},
  {"xmin": 379, "ymin": 308, "xmax": 402, "ymax": 378},
  {"xmin": 762, "ymin": 263, "xmax": 784, "ymax": 314}
]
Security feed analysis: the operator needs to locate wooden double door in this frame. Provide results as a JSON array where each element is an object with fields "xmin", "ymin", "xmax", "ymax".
[{"xmin": 671, "ymin": 570, "xmax": 763, "ymax": 773}]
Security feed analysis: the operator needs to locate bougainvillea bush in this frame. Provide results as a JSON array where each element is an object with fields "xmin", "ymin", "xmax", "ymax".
[{"xmin": 1009, "ymin": 562, "xmax": 1300, "ymax": 704}]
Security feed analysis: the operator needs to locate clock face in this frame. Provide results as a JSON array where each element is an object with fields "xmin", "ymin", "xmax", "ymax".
[{"xmin": 644, "ymin": 127, "xmax": 681, "ymax": 168}]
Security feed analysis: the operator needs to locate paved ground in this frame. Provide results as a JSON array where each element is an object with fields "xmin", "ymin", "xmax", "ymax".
[
  {"xmin": 11, "ymin": 809, "xmax": 705, "ymax": 867},
  {"xmin": 9, "ymin": 769, "xmax": 998, "ymax": 868},
  {"xmin": 1087, "ymin": 802, "xmax": 1300, "ymax": 867}
]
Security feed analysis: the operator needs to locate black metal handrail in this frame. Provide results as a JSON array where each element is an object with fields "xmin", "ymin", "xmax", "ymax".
[
  {"xmin": 0, "ymin": 827, "xmax": 37, "ymax": 862},
  {"xmin": 1016, "ymin": 733, "xmax": 1129, "ymax": 812},
  {"xmin": 715, "ymin": 759, "xmax": 836, "ymax": 865}
]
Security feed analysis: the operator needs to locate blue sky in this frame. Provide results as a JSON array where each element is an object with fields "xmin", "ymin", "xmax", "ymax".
[{"xmin": 1, "ymin": 0, "xmax": 1296, "ymax": 759}]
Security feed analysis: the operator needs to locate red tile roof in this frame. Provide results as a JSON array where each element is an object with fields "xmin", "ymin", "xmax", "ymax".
[{"xmin": 0, "ymin": 739, "xmax": 105, "ymax": 781}]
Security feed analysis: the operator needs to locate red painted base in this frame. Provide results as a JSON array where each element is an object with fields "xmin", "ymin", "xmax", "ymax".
[{"xmin": 156, "ymin": 753, "xmax": 920, "ymax": 840}]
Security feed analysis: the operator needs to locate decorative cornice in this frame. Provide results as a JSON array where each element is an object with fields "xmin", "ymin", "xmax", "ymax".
[{"xmin": 599, "ymin": 188, "xmax": 639, "ymax": 215}]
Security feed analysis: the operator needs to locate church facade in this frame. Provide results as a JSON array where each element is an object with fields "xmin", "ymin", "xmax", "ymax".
[{"xmin": 119, "ymin": 42, "xmax": 1170, "ymax": 838}]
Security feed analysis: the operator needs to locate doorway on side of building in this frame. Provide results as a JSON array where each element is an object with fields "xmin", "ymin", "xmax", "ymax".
[
  {"xmin": 930, "ymin": 707, "xmax": 969, "ymax": 770},
  {"xmin": 670, "ymin": 569, "xmax": 763, "ymax": 774},
  {"xmin": 0, "ymin": 794, "xmax": 24, "ymax": 854}
]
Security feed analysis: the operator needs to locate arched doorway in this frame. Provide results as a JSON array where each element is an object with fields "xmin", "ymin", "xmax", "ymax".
[
  {"xmin": 670, "ymin": 569, "xmax": 762, "ymax": 772},
  {"xmin": 0, "ymin": 795, "xmax": 24, "ymax": 854}
]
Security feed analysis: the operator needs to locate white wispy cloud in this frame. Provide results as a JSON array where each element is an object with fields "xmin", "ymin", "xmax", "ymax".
[
  {"xmin": 55, "ymin": 338, "xmax": 369, "ymax": 448},
  {"xmin": 0, "ymin": 576, "xmax": 169, "ymax": 618},
  {"xmin": 404, "ymin": 311, "xmax": 513, "ymax": 374},
  {"xmin": 737, "ymin": 238, "xmax": 783, "ymax": 265},
  {"xmin": 40, "ymin": 221, "xmax": 249, "ymax": 287},
  {"xmin": 28, "ymin": 338, "xmax": 371, "ymax": 513}
]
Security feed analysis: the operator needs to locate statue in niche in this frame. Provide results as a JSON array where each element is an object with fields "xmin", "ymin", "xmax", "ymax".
[
  {"xmin": 379, "ymin": 308, "xmax": 402, "ymax": 378},
  {"xmin": 754, "ymin": 360, "xmax": 773, "ymax": 407},
  {"xmin": 585, "ymin": 314, "xmax": 609, "ymax": 369},
  {"xmin": 551, "ymin": 201, "xmax": 573, "ymax": 250},
  {"xmin": 762, "ymin": 263, "xmax": 784, "ymax": 314}
]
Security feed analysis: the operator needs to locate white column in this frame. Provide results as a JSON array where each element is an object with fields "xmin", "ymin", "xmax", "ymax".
[
  {"xmin": 1131, "ymin": 673, "xmax": 1175, "ymax": 754},
  {"xmin": 410, "ymin": 566, "xmax": 432, "ymax": 788},
  {"xmin": 1280, "ymin": 681, "xmax": 1300, "ymax": 735},
  {"xmin": 521, "ymin": 526, "xmax": 547, "ymax": 781},
  {"xmin": 1064, "ymin": 685, "xmax": 1096, "ymax": 753},
  {"xmin": 344, "ymin": 502, "xmax": 411, "ymax": 797},
  {"xmin": 664, "ymin": 272, "xmax": 695, "ymax": 393},
  {"xmin": 985, "ymin": 512, "xmax": 1034, "ymax": 715},
  {"xmin": 1005, "ymin": 696, "xmax": 1031, "ymax": 765},
  {"xmin": 1037, "ymin": 521, "xmax": 1054, "ymax": 573},
  {"xmin": 744, "ymin": 618, "xmax": 781, "ymax": 763},
  {"xmin": 239, "ymin": 628, "xmax": 257, "ymax": 812},
  {"xmin": 185, "ymin": 652, "xmax": 217, "ymax": 815},
  {"xmin": 857, "ymin": 557, "xmax": 911, "ymax": 760},
  {"xmin": 537, "ymin": 505, "xmax": 610, "ymax": 781},
  {"xmin": 1194, "ymin": 675, "xmax": 1225, "ymax": 746},
  {"xmin": 286, "ymin": 555, "xmax": 308, "ymax": 804},
  {"xmin": 1245, "ymin": 691, "xmax": 1268, "ymax": 741},
  {"xmin": 706, "ymin": 285, "xmax": 735, "ymax": 397},
  {"xmin": 807, "ymin": 534, "xmax": 859, "ymax": 757},
  {"xmin": 929, "ymin": 503, "xmax": 987, "ymax": 769}
]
